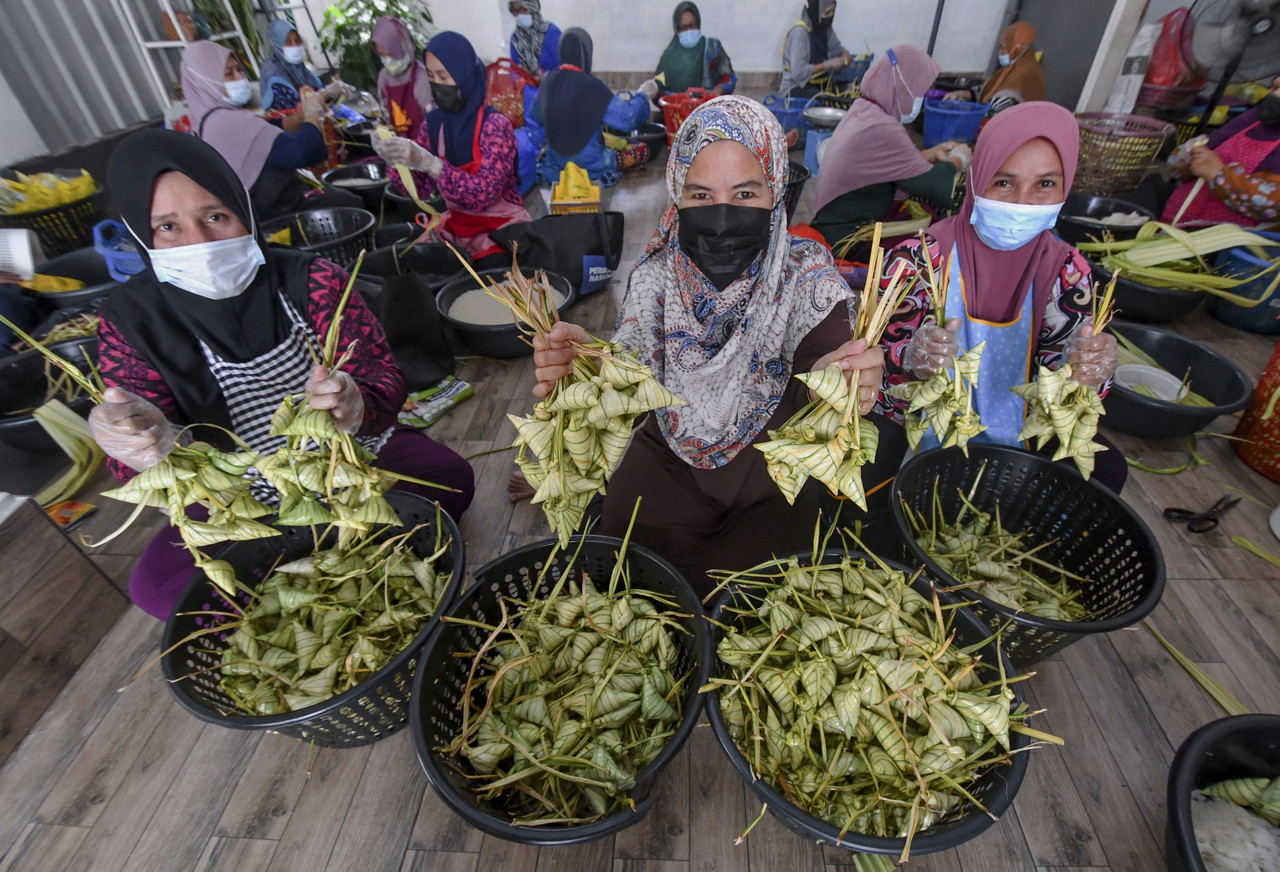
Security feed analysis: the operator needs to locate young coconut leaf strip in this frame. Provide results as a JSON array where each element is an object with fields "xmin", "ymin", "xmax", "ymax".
[
  {"xmin": 900, "ymin": 467, "xmax": 1091, "ymax": 622},
  {"xmin": 1010, "ymin": 271, "xmax": 1118, "ymax": 481},
  {"xmin": 450, "ymin": 247, "xmax": 683, "ymax": 547},
  {"xmin": 704, "ymin": 546, "xmax": 1049, "ymax": 862},
  {"xmin": 757, "ymin": 225, "xmax": 913, "ymax": 510},
  {"xmin": 441, "ymin": 532, "xmax": 693, "ymax": 826},
  {"xmin": 886, "ymin": 246, "xmax": 988, "ymax": 454},
  {"xmin": 216, "ymin": 521, "xmax": 454, "ymax": 716}
]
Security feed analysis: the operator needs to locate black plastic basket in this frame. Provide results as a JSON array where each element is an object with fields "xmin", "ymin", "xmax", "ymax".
[
  {"xmin": 891, "ymin": 444, "xmax": 1165, "ymax": 666},
  {"xmin": 1166, "ymin": 714, "xmax": 1280, "ymax": 872},
  {"xmin": 705, "ymin": 547, "xmax": 1030, "ymax": 858},
  {"xmin": 784, "ymin": 160, "xmax": 811, "ymax": 220},
  {"xmin": 260, "ymin": 207, "xmax": 376, "ymax": 266},
  {"xmin": 161, "ymin": 491, "xmax": 464, "ymax": 747},
  {"xmin": 385, "ymin": 188, "xmax": 446, "ymax": 223},
  {"xmin": 0, "ymin": 188, "xmax": 106, "ymax": 258},
  {"xmin": 320, "ymin": 161, "xmax": 390, "ymax": 213},
  {"xmin": 411, "ymin": 536, "xmax": 712, "ymax": 845}
]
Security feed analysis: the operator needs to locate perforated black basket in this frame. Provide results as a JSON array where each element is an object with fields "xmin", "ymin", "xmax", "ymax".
[
  {"xmin": 411, "ymin": 536, "xmax": 711, "ymax": 845},
  {"xmin": 784, "ymin": 160, "xmax": 811, "ymax": 220},
  {"xmin": 261, "ymin": 207, "xmax": 376, "ymax": 266},
  {"xmin": 0, "ymin": 188, "xmax": 105, "ymax": 258},
  {"xmin": 891, "ymin": 444, "xmax": 1165, "ymax": 666},
  {"xmin": 704, "ymin": 547, "xmax": 1030, "ymax": 858},
  {"xmin": 161, "ymin": 492, "xmax": 463, "ymax": 747}
]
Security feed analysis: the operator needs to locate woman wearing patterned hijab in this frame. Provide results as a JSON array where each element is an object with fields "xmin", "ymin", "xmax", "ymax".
[
  {"xmin": 508, "ymin": 0, "xmax": 562, "ymax": 81},
  {"xmin": 526, "ymin": 96, "xmax": 883, "ymax": 595}
]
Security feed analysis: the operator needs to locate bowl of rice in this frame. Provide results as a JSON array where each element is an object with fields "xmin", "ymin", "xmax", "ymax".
[
  {"xmin": 1166, "ymin": 714, "xmax": 1280, "ymax": 872},
  {"xmin": 436, "ymin": 267, "xmax": 575, "ymax": 358},
  {"xmin": 1055, "ymin": 193, "xmax": 1155, "ymax": 248}
]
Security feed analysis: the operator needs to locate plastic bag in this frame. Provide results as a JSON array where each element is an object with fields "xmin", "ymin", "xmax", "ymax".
[
  {"xmin": 1, "ymin": 170, "xmax": 96, "ymax": 215},
  {"xmin": 603, "ymin": 90, "xmax": 650, "ymax": 134},
  {"xmin": 1142, "ymin": 8, "xmax": 1208, "ymax": 90}
]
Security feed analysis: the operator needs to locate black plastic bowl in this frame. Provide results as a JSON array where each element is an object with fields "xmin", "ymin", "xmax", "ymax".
[
  {"xmin": 385, "ymin": 187, "xmax": 446, "ymax": 223},
  {"xmin": 1090, "ymin": 260, "xmax": 1202, "ymax": 324},
  {"xmin": 321, "ymin": 161, "xmax": 390, "ymax": 212},
  {"xmin": 1055, "ymin": 193, "xmax": 1155, "ymax": 247},
  {"xmin": 0, "ymin": 336, "xmax": 98, "ymax": 452},
  {"xmin": 606, "ymin": 121, "xmax": 668, "ymax": 163},
  {"xmin": 705, "ymin": 548, "xmax": 1030, "ymax": 858},
  {"xmin": 359, "ymin": 241, "xmax": 467, "ymax": 290},
  {"xmin": 1166, "ymin": 714, "xmax": 1280, "ymax": 872},
  {"xmin": 1104, "ymin": 323, "xmax": 1253, "ymax": 439},
  {"xmin": 436, "ymin": 267, "xmax": 575, "ymax": 358},
  {"xmin": 30, "ymin": 248, "xmax": 121, "ymax": 309}
]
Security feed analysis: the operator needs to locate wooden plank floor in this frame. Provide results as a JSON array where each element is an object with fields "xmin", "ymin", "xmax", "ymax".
[{"xmin": 2, "ymin": 162, "xmax": 1280, "ymax": 872}]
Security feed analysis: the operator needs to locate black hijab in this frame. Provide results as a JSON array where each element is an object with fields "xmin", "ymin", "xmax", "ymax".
[
  {"xmin": 537, "ymin": 28, "xmax": 614, "ymax": 157},
  {"xmin": 102, "ymin": 128, "xmax": 315, "ymax": 437}
]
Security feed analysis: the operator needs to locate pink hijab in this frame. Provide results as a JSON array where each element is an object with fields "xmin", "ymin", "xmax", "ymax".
[
  {"xmin": 812, "ymin": 44, "xmax": 939, "ymax": 213},
  {"xmin": 927, "ymin": 101, "xmax": 1079, "ymax": 323},
  {"xmin": 181, "ymin": 41, "xmax": 282, "ymax": 189}
]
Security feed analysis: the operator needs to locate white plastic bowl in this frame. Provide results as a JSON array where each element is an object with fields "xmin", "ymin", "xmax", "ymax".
[{"xmin": 1114, "ymin": 364, "xmax": 1185, "ymax": 403}]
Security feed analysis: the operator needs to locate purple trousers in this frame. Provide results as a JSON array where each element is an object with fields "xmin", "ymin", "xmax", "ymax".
[{"xmin": 128, "ymin": 427, "xmax": 475, "ymax": 620}]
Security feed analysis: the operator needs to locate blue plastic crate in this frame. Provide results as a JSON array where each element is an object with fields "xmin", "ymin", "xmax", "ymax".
[
  {"xmin": 763, "ymin": 94, "xmax": 810, "ymax": 149},
  {"xmin": 922, "ymin": 98, "xmax": 988, "ymax": 147}
]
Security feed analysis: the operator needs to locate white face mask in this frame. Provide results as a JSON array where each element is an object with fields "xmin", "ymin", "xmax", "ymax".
[
  {"xmin": 900, "ymin": 96, "xmax": 924, "ymax": 124},
  {"xmin": 282, "ymin": 45, "xmax": 306, "ymax": 65},
  {"xmin": 678, "ymin": 29, "xmax": 701, "ymax": 49},
  {"xmin": 381, "ymin": 53, "xmax": 411, "ymax": 76},
  {"xmin": 998, "ymin": 52, "xmax": 1012, "ymax": 67},
  {"xmin": 225, "ymin": 78, "xmax": 252, "ymax": 106},
  {"xmin": 969, "ymin": 196, "xmax": 1063, "ymax": 251},
  {"xmin": 515, "ymin": 13, "xmax": 534, "ymax": 28},
  {"xmin": 148, "ymin": 234, "xmax": 266, "ymax": 300}
]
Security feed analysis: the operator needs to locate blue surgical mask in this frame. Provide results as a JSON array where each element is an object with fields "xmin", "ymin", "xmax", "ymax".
[
  {"xmin": 998, "ymin": 52, "xmax": 1012, "ymax": 67},
  {"xmin": 224, "ymin": 78, "xmax": 252, "ymax": 106},
  {"xmin": 678, "ymin": 29, "xmax": 702, "ymax": 49},
  {"xmin": 900, "ymin": 96, "xmax": 923, "ymax": 124},
  {"xmin": 515, "ymin": 13, "xmax": 534, "ymax": 28},
  {"xmin": 970, "ymin": 196, "xmax": 1063, "ymax": 251},
  {"xmin": 282, "ymin": 45, "xmax": 307, "ymax": 65},
  {"xmin": 148, "ymin": 233, "xmax": 265, "ymax": 300}
]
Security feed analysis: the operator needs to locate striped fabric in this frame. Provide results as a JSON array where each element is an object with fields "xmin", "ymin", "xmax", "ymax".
[{"xmin": 201, "ymin": 292, "xmax": 390, "ymax": 504}]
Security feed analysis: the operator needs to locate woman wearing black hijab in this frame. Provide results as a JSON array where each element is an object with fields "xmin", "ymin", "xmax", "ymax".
[
  {"xmin": 90, "ymin": 128, "xmax": 475, "ymax": 620},
  {"xmin": 529, "ymin": 27, "xmax": 620, "ymax": 185}
]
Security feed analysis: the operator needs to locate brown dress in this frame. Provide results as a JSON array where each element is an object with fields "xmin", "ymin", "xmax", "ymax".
[{"xmin": 598, "ymin": 303, "xmax": 853, "ymax": 597}]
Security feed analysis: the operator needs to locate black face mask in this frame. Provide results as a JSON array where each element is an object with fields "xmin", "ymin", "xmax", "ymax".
[
  {"xmin": 1257, "ymin": 94, "xmax": 1280, "ymax": 127},
  {"xmin": 431, "ymin": 81, "xmax": 465, "ymax": 114},
  {"xmin": 678, "ymin": 203, "xmax": 773, "ymax": 291}
]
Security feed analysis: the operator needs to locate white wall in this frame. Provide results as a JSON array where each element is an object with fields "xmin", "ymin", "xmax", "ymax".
[
  {"xmin": 304, "ymin": 0, "xmax": 1008, "ymax": 75},
  {"xmin": 0, "ymin": 73, "xmax": 46, "ymax": 167}
]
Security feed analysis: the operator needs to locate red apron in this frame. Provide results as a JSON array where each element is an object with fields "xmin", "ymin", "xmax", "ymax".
[
  {"xmin": 434, "ymin": 114, "xmax": 531, "ymax": 260},
  {"xmin": 1162, "ymin": 121, "xmax": 1276, "ymax": 227}
]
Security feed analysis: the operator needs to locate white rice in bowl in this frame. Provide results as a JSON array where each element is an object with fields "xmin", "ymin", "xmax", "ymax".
[{"xmin": 1192, "ymin": 789, "xmax": 1280, "ymax": 872}]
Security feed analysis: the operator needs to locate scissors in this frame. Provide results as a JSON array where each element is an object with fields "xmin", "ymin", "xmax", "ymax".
[{"xmin": 1163, "ymin": 495, "xmax": 1241, "ymax": 534}]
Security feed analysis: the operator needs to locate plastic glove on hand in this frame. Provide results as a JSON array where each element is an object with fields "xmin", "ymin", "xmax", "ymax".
[
  {"xmin": 88, "ymin": 387, "xmax": 181, "ymax": 471},
  {"xmin": 372, "ymin": 134, "xmax": 440, "ymax": 177},
  {"xmin": 1064, "ymin": 325, "xmax": 1118, "ymax": 390},
  {"xmin": 902, "ymin": 317, "xmax": 961, "ymax": 379},
  {"xmin": 307, "ymin": 365, "xmax": 365, "ymax": 434},
  {"xmin": 946, "ymin": 143, "xmax": 972, "ymax": 172}
]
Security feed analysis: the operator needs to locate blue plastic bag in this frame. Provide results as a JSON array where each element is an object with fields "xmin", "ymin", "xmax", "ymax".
[
  {"xmin": 603, "ymin": 90, "xmax": 650, "ymax": 134},
  {"xmin": 514, "ymin": 126, "xmax": 538, "ymax": 196}
]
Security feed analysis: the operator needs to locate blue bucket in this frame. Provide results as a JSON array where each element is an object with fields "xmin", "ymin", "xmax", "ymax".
[
  {"xmin": 1207, "ymin": 231, "xmax": 1280, "ymax": 335},
  {"xmin": 92, "ymin": 220, "xmax": 145, "ymax": 283},
  {"xmin": 922, "ymin": 99, "xmax": 988, "ymax": 148}
]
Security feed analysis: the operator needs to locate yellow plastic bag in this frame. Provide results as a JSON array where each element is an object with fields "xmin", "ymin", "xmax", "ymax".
[{"xmin": 2, "ymin": 170, "xmax": 96, "ymax": 215}]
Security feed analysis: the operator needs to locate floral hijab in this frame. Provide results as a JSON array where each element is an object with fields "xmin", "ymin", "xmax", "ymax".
[{"xmin": 614, "ymin": 95, "xmax": 854, "ymax": 469}]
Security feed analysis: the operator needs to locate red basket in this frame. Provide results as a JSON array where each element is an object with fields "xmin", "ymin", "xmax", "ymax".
[
  {"xmin": 486, "ymin": 59, "xmax": 537, "ymax": 128},
  {"xmin": 1234, "ymin": 339, "xmax": 1280, "ymax": 482},
  {"xmin": 658, "ymin": 88, "xmax": 710, "ymax": 146}
]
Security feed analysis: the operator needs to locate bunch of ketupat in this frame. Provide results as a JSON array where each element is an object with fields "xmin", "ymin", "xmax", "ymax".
[
  {"xmin": 218, "ymin": 524, "xmax": 453, "ymax": 715},
  {"xmin": 705, "ymin": 546, "xmax": 1050, "ymax": 864},
  {"xmin": 443, "ymin": 537, "xmax": 691, "ymax": 825},
  {"xmin": 1201, "ymin": 776, "xmax": 1280, "ymax": 826},
  {"xmin": 758, "ymin": 226, "xmax": 913, "ymax": 510},
  {"xmin": 462, "ymin": 251, "xmax": 681, "ymax": 546},
  {"xmin": 900, "ymin": 470, "xmax": 1090, "ymax": 622},
  {"xmin": 1011, "ymin": 271, "xmax": 1118, "ymax": 480},
  {"xmin": 886, "ymin": 249, "xmax": 988, "ymax": 455}
]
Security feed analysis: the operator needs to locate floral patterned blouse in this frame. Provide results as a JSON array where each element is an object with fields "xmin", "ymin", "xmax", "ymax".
[
  {"xmin": 1207, "ymin": 164, "xmax": 1280, "ymax": 222},
  {"xmin": 873, "ymin": 234, "xmax": 1103, "ymax": 424}
]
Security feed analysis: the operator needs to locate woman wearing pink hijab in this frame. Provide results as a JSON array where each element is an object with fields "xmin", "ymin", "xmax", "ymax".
[
  {"xmin": 373, "ymin": 16, "xmax": 433, "ymax": 137},
  {"xmin": 871, "ymin": 101, "xmax": 1126, "ymax": 494},
  {"xmin": 811, "ymin": 45, "xmax": 969, "ymax": 253}
]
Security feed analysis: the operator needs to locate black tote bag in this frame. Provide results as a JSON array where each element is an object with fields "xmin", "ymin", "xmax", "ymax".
[{"xmin": 491, "ymin": 211, "xmax": 625, "ymax": 297}]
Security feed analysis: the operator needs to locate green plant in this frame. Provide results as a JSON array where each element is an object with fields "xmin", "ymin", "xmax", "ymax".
[
  {"xmin": 320, "ymin": 0, "xmax": 432, "ymax": 91},
  {"xmin": 193, "ymin": 0, "xmax": 262, "ymax": 78}
]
